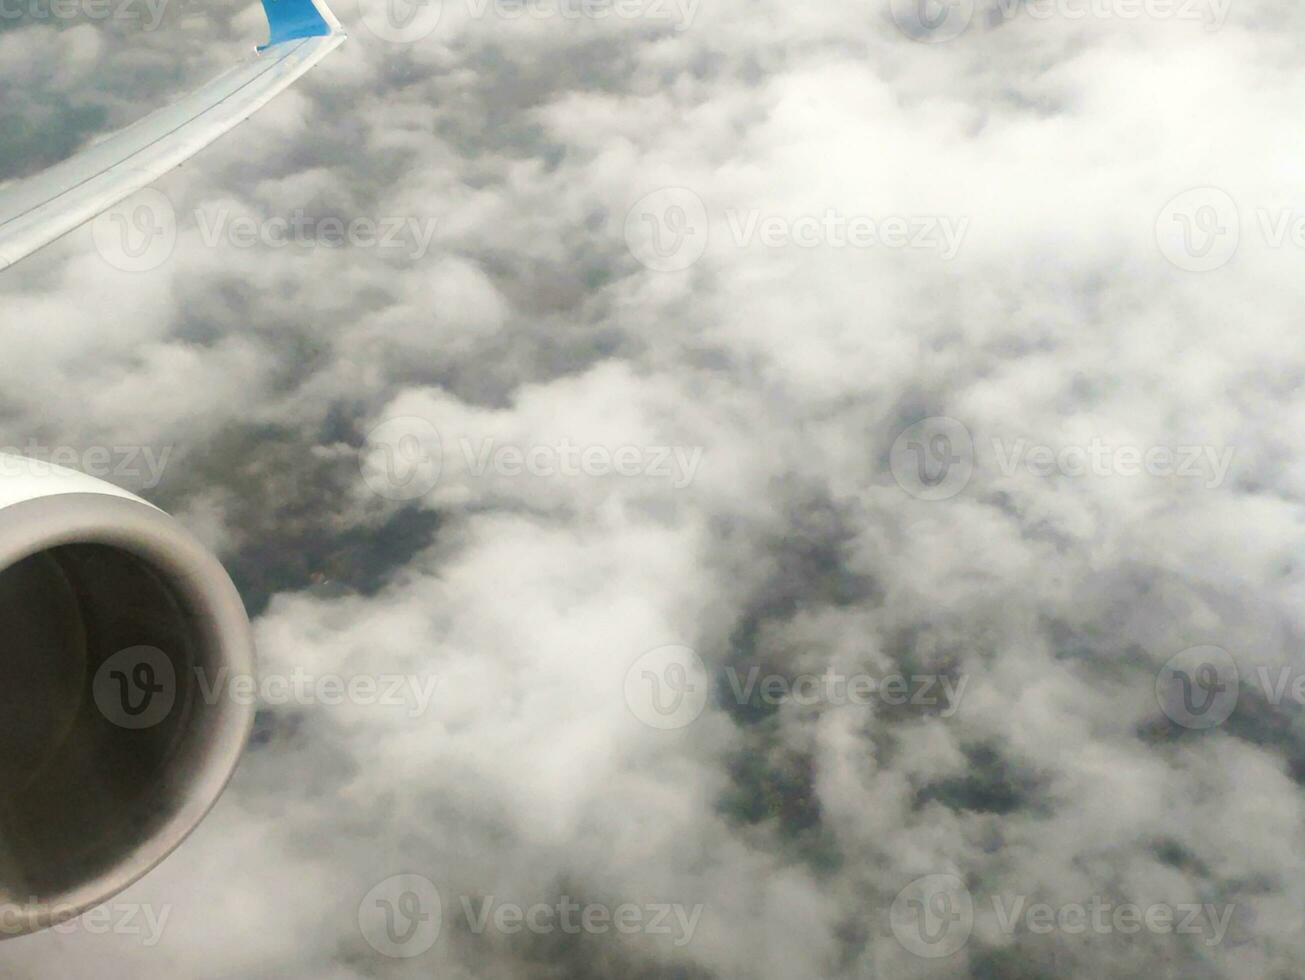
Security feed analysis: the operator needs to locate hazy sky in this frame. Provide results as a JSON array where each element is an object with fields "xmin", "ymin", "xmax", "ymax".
[{"xmin": 3, "ymin": 0, "xmax": 1305, "ymax": 977}]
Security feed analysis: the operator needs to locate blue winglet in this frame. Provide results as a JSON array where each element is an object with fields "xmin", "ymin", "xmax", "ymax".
[{"xmin": 259, "ymin": 0, "xmax": 333, "ymax": 50}]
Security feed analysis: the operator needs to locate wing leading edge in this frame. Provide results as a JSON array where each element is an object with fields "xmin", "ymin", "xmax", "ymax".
[{"xmin": 0, "ymin": 0, "xmax": 345, "ymax": 272}]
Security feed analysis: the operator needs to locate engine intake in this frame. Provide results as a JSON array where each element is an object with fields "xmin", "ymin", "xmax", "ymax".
[{"xmin": 0, "ymin": 456, "xmax": 253, "ymax": 937}]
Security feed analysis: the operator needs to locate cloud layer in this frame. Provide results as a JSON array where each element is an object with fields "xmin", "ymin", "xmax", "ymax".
[{"xmin": 3, "ymin": 0, "xmax": 1305, "ymax": 976}]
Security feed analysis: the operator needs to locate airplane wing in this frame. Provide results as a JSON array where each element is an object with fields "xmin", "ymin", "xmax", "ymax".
[{"xmin": 0, "ymin": 0, "xmax": 346, "ymax": 272}]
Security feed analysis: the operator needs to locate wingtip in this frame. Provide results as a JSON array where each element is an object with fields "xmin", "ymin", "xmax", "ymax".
[{"xmin": 259, "ymin": 0, "xmax": 343, "ymax": 50}]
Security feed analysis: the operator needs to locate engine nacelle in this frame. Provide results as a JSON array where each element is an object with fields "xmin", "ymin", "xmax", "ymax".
[{"xmin": 0, "ymin": 455, "xmax": 253, "ymax": 938}]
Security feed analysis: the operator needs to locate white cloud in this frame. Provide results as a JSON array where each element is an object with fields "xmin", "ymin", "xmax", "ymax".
[{"xmin": 4, "ymin": 1, "xmax": 1305, "ymax": 976}]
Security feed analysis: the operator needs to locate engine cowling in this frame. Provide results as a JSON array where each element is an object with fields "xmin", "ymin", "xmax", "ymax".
[{"xmin": 0, "ymin": 455, "xmax": 253, "ymax": 938}]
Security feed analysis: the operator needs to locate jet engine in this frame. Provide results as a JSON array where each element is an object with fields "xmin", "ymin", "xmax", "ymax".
[{"xmin": 0, "ymin": 455, "xmax": 253, "ymax": 938}]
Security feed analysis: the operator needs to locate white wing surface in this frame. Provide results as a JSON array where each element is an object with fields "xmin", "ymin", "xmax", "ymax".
[{"xmin": 0, "ymin": 0, "xmax": 345, "ymax": 272}]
